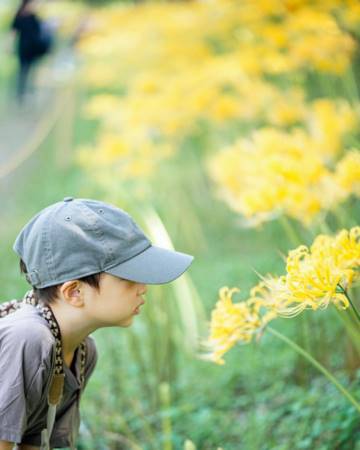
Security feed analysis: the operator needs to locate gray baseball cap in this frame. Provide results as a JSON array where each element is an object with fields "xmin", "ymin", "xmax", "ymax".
[{"xmin": 13, "ymin": 197, "xmax": 194, "ymax": 288}]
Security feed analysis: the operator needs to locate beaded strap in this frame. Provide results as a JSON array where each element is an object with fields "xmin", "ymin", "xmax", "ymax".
[
  {"xmin": 0, "ymin": 298, "xmax": 22, "ymax": 317},
  {"xmin": 0, "ymin": 290, "xmax": 87, "ymax": 387}
]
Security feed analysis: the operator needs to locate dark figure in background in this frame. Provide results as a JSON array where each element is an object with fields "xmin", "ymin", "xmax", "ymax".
[{"xmin": 11, "ymin": 0, "xmax": 53, "ymax": 103}]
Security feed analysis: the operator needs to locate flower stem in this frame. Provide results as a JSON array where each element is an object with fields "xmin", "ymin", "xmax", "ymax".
[
  {"xmin": 267, "ymin": 326, "xmax": 360, "ymax": 414},
  {"xmin": 339, "ymin": 286, "xmax": 360, "ymax": 324},
  {"xmin": 279, "ymin": 215, "xmax": 302, "ymax": 247},
  {"xmin": 333, "ymin": 308, "xmax": 360, "ymax": 355}
]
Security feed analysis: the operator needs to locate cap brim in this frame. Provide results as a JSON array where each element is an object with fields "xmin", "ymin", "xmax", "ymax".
[{"xmin": 105, "ymin": 245, "xmax": 194, "ymax": 284}]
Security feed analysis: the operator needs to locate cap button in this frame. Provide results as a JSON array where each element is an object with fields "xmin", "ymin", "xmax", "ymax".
[{"xmin": 63, "ymin": 196, "xmax": 74, "ymax": 202}]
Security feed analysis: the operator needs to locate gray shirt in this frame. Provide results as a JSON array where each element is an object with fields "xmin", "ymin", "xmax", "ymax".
[{"xmin": 0, "ymin": 303, "xmax": 98, "ymax": 447}]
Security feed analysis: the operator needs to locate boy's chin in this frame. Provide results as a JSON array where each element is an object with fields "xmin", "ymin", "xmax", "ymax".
[{"xmin": 117, "ymin": 317, "xmax": 134, "ymax": 328}]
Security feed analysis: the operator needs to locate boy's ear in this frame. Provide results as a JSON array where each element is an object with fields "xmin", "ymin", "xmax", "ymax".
[{"xmin": 59, "ymin": 280, "xmax": 84, "ymax": 307}]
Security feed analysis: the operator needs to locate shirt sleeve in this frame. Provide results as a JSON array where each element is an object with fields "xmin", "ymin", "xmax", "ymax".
[{"xmin": 0, "ymin": 324, "xmax": 54, "ymax": 443}]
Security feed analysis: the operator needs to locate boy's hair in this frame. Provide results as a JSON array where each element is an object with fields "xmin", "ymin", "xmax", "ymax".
[{"xmin": 19, "ymin": 259, "xmax": 102, "ymax": 305}]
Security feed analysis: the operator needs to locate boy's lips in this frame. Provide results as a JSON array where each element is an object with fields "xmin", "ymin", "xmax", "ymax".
[{"xmin": 133, "ymin": 301, "xmax": 145, "ymax": 315}]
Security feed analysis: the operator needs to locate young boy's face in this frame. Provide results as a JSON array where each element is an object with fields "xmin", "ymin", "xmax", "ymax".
[{"xmin": 85, "ymin": 273, "xmax": 147, "ymax": 328}]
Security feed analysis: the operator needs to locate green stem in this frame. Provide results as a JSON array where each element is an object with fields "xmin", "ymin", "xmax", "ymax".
[
  {"xmin": 339, "ymin": 286, "xmax": 360, "ymax": 324},
  {"xmin": 267, "ymin": 326, "xmax": 360, "ymax": 414},
  {"xmin": 333, "ymin": 204, "xmax": 352, "ymax": 229},
  {"xmin": 319, "ymin": 220, "xmax": 332, "ymax": 235},
  {"xmin": 343, "ymin": 65, "xmax": 360, "ymax": 104},
  {"xmin": 279, "ymin": 215, "xmax": 302, "ymax": 247},
  {"xmin": 159, "ymin": 382, "xmax": 173, "ymax": 450},
  {"xmin": 333, "ymin": 308, "xmax": 360, "ymax": 355}
]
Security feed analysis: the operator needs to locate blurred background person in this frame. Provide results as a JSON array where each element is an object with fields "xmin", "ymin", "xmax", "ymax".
[{"xmin": 11, "ymin": 0, "xmax": 54, "ymax": 104}]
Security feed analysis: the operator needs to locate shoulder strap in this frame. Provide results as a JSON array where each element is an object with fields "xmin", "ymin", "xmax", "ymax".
[{"xmin": 0, "ymin": 298, "xmax": 23, "ymax": 317}]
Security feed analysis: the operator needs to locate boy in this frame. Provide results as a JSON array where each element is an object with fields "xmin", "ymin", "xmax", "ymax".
[{"xmin": 0, "ymin": 197, "xmax": 193, "ymax": 450}]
